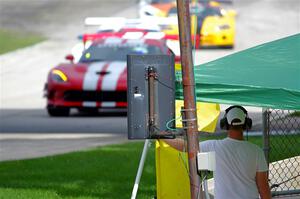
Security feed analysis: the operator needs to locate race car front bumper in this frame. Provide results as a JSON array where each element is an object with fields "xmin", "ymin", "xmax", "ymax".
[{"xmin": 45, "ymin": 83, "xmax": 127, "ymax": 109}]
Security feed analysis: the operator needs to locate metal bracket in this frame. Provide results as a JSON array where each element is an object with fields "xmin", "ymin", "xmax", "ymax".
[
  {"xmin": 180, "ymin": 107, "xmax": 197, "ymax": 129},
  {"xmin": 149, "ymin": 129, "xmax": 184, "ymax": 139},
  {"xmin": 145, "ymin": 66, "xmax": 158, "ymax": 80},
  {"xmin": 181, "ymin": 108, "xmax": 196, "ymax": 112},
  {"xmin": 182, "ymin": 118, "xmax": 197, "ymax": 122}
]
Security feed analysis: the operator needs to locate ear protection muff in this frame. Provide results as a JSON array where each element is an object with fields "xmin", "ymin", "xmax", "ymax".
[{"xmin": 220, "ymin": 105, "xmax": 252, "ymax": 130}]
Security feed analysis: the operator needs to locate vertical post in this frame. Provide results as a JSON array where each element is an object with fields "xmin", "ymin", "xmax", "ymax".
[
  {"xmin": 262, "ymin": 108, "xmax": 270, "ymax": 164},
  {"xmin": 176, "ymin": 0, "xmax": 202, "ymax": 198},
  {"xmin": 148, "ymin": 67, "xmax": 156, "ymax": 135}
]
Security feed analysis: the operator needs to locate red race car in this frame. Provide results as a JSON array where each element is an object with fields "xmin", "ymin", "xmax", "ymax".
[{"xmin": 44, "ymin": 37, "xmax": 175, "ymax": 116}]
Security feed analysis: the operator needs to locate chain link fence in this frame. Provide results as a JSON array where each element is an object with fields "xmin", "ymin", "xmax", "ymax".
[{"xmin": 263, "ymin": 109, "xmax": 300, "ymax": 197}]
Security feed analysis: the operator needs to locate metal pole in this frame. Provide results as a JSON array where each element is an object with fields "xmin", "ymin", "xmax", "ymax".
[
  {"xmin": 148, "ymin": 67, "xmax": 157, "ymax": 135},
  {"xmin": 262, "ymin": 108, "xmax": 270, "ymax": 164},
  {"xmin": 131, "ymin": 139, "xmax": 150, "ymax": 199},
  {"xmin": 176, "ymin": 0, "xmax": 202, "ymax": 198}
]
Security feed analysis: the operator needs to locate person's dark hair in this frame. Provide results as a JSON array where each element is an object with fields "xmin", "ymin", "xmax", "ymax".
[
  {"xmin": 229, "ymin": 118, "xmax": 244, "ymax": 131},
  {"xmin": 229, "ymin": 120, "xmax": 244, "ymax": 131}
]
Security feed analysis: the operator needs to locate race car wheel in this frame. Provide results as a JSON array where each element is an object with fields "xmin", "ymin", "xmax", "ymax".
[{"xmin": 47, "ymin": 106, "xmax": 70, "ymax": 117}]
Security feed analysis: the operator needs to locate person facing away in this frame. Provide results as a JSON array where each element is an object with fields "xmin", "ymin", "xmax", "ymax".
[{"xmin": 164, "ymin": 105, "xmax": 271, "ymax": 199}]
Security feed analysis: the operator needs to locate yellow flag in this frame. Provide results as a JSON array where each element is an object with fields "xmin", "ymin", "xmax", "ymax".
[
  {"xmin": 156, "ymin": 101, "xmax": 220, "ymax": 199},
  {"xmin": 175, "ymin": 100, "xmax": 220, "ymax": 132}
]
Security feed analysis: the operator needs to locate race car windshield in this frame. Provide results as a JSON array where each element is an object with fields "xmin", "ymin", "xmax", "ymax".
[
  {"xmin": 169, "ymin": 6, "xmax": 222, "ymax": 17},
  {"xmin": 79, "ymin": 45, "xmax": 162, "ymax": 62},
  {"xmin": 196, "ymin": 7, "xmax": 222, "ymax": 18},
  {"xmin": 150, "ymin": 0, "xmax": 174, "ymax": 3}
]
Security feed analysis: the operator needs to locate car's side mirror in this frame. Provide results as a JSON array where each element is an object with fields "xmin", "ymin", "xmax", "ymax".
[{"xmin": 65, "ymin": 54, "xmax": 74, "ymax": 63}]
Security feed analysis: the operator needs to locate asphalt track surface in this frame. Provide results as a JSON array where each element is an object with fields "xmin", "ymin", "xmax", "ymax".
[{"xmin": 0, "ymin": 0, "xmax": 299, "ymax": 161}]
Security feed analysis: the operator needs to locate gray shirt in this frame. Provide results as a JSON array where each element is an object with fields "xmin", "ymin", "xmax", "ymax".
[{"xmin": 200, "ymin": 138, "xmax": 268, "ymax": 199}]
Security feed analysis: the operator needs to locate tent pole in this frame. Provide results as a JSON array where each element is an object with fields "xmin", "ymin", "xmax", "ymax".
[{"xmin": 176, "ymin": 0, "xmax": 203, "ymax": 198}]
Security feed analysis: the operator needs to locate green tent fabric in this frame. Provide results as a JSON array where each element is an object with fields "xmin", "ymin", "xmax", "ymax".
[{"xmin": 176, "ymin": 33, "xmax": 300, "ymax": 110}]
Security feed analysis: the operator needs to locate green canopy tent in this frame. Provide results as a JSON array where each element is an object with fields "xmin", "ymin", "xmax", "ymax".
[{"xmin": 176, "ymin": 33, "xmax": 300, "ymax": 110}]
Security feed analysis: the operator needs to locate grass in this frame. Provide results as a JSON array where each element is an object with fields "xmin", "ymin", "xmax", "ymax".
[
  {"xmin": 0, "ymin": 143, "xmax": 155, "ymax": 198},
  {"xmin": 269, "ymin": 134, "xmax": 300, "ymax": 162},
  {"xmin": 0, "ymin": 29, "xmax": 45, "ymax": 55},
  {"xmin": 0, "ymin": 142, "xmax": 156, "ymax": 199},
  {"xmin": 289, "ymin": 111, "xmax": 300, "ymax": 117},
  {"xmin": 0, "ymin": 135, "xmax": 299, "ymax": 199}
]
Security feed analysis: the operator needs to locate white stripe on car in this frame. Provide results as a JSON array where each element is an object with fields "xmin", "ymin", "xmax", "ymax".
[
  {"xmin": 82, "ymin": 62, "xmax": 106, "ymax": 107},
  {"xmin": 83, "ymin": 62, "xmax": 106, "ymax": 91},
  {"xmin": 101, "ymin": 61, "xmax": 126, "ymax": 91}
]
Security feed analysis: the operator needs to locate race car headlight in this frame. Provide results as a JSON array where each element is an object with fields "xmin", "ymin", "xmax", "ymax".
[
  {"xmin": 217, "ymin": 24, "xmax": 230, "ymax": 30},
  {"xmin": 51, "ymin": 69, "xmax": 68, "ymax": 82}
]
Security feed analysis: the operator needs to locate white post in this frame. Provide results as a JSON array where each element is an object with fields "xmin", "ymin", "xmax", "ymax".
[{"xmin": 131, "ymin": 139, "xmax": 150, "ymax": 199}]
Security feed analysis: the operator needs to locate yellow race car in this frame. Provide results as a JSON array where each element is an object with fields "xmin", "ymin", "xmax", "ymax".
[{"xmin": 161, "ymin": 2, "xmax": 236, "ymax": 48}]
